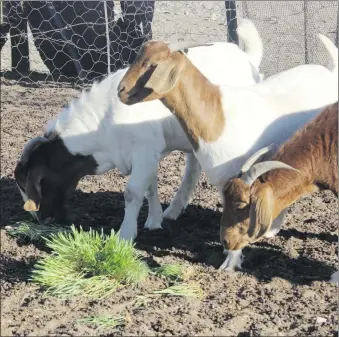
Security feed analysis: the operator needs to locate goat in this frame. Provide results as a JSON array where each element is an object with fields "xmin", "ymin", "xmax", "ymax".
[
  {"xmin": 14, "ymin": 19, "xmax": 264, "ymax": 240},
  {"xmin": 117, "ymin": 34, "xmax": 338, "ymax": 268},
  {"xmin": 219, "ymin": 102, "xmax": 338, "ymax": 277}
]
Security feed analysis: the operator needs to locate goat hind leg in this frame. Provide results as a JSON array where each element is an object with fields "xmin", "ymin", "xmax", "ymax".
[{"xmin": 163, "ymin": 152, "xmax": 201, "ymax": 220}]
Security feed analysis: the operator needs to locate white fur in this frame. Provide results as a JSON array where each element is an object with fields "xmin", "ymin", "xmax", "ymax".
[
  {"xmin": 45, "ymin": 20, "xmax": 264, "ymax": 240},
  {"xmin": 330, "ymin": 271, "xmax": 339, "ymax": 284},
  {"xmin": 185, "ymin": 34, "xmax": 338, "ymax": 270},
  {"xmin": 219, "ymin": 249, "xmax": 243, "ymax": 271}
]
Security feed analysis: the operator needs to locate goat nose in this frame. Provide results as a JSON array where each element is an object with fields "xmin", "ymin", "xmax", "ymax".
[{"xmin": 118, "ymin": 84, "xmax": 125, "ymax": 93}]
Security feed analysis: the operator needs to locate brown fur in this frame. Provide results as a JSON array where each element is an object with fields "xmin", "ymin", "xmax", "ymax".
[
  {"xmin": 220, "ymin": 101, "xmax": 338, "ymax": 250},
  {"xmin": 252, "ymin": 101, "xmax": 338, "ymax": 218},
  {"xmin": 118, "ymin": 41, "xmax": 225, "ymax": 150}
]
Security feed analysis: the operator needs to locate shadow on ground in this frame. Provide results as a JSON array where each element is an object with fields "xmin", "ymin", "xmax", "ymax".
[{"xmin": 1, "ymin": 177, "xmax": 336, "ymax": 285}]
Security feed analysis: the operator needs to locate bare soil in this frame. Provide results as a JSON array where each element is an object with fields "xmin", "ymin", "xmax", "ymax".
[{"xmin": 1, "ymin": 78, "xmax": 338, "ymax": 336}]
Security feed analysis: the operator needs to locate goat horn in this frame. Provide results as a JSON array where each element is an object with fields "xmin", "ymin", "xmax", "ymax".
[
  {"xmin": 167, "ymin": 41, "xmax": 215, "ymax": 53},
  {"xmin": 240, "ymin": 161, "xmax": 299, "ymax": 186},
  {"xmin": 20, "ymin": 136, "xmax": 48, "ymax": 165},
  {"xmin": 239, "ymin": 144, "xmax": 275, "ymax": 174}
]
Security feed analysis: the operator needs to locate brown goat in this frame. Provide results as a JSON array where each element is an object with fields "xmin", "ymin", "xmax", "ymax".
[{"xmin": 220, "ymin": 101, "xmax": 338, "ymax": 252}]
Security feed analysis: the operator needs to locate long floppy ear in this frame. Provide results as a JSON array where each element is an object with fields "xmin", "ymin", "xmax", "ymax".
[
  {"xmin": 248, "ymin": 187, "xmax": 274, "ymax": 240},
  {"xmin": 14, "ymin": 161, "xmax": 27, "ymax": 191},
  {"xmin": 144, "ymin": 58, "xmax": 183, "ymax": 95},
  {"xmin": 24, "ymin": 165, "xmax": 45, "ymax": 212}
]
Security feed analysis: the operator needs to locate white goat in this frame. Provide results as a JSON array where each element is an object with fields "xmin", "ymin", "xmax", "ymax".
[
  {"xmin": 117, "ymin": 33, "xmax": 338, "ymax": 269},
  {"xmin": 15, "ymin": 19, "xmax": 264, "ymax": 241}
]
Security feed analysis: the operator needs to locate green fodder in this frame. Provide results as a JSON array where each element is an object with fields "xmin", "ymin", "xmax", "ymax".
[
  {"xmin": 32, "ymin": 225, "xmax": 149, "ymax": 298},
  {"xmin": 152, "ymin": 282, "xmax": 204, "ymax": 299},
  {"xmin": 153, "ymin": 263, "xmax": 194, "ymax": 281},
  {"xmin": 78, "ymin": 314, "xmax": 126, "ymax": 330},
  {"xmin": 5, "ymin": 221, "xmax": 71, "ymax": 241}
]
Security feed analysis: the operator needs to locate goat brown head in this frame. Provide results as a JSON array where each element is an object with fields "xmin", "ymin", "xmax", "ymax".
[
  {"xmin": 117, "ymin": 40, "xmax": 213, "ymax": 105},
  {"xmin": 220, "ymin": 145, "xmax": 298, "ymax": 250}
]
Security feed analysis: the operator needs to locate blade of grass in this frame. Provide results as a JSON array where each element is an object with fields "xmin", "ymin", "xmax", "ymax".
[
  {"xmin": 152, "ymin": 283, "xmax": 204, "ymax": 299},
  {"xmin": 152, "ymin": 263, "xmax": 194, "ymax": 281},
  {"xmin": 5, "ymin": 221, "xmax": 71, "ymax": 241},
  {"xmin": 78, "ymin": 314, "xmax": 125, "ymax": 330}
]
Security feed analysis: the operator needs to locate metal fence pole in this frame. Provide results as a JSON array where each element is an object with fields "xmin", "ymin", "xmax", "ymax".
[
  {"xmin": 336, "ymin": 6, "xmax": 338, "ymax": 46},
  {"xmin": 104, "ymin": 0, "xmax": 111, "ymax": 75},
  {"xmin": 304, "ymin": 0, "xmax": 309, "ymax": 64},
  {"xmin": 225, "ymin": 0, "xmax": 238, "ymax": 45}
]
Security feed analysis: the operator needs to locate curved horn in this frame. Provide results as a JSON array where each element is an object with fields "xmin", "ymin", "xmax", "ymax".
[
  {"xmin": 167, "ymin": 41, "xmax": 215, "ymax": 53},
  {"xmin": 20, "ymin": 136, "xmax": 48, "ymax": 165},
  {"xmin": 240, "ymin": 161, "xmax": 299, "ymax": 186},
  {"xmin": 239, "ymin": 144, "xmax": 274, "ymax": 174}
]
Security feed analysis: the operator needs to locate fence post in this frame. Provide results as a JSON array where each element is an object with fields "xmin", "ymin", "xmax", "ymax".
[
  {"xmin": 304, "ymin": 0, "xmax": 309, "ymax": 64},
  {"xmin": 104, "ymin": 1, "xmax": 111, "ymax": 76},
  {"xmin": 225, "ymin": 0, "xmax": 238, "ymax": 45},
  {"xmin": 336, "ymin": 5, "xmax": 338, "ymax": 46},
  {"xmin": 8, "ymin": 1, "xmax": 29, "ymax": 73}
]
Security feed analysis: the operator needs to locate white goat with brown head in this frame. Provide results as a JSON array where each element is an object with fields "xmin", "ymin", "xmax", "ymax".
[
  {"xmin": 220, "ymin": 102, "xmax": 338, "ymax": 278},
  {"xmin": 117, "ymin": 33, "xmax": 338, "ymax": 269}
]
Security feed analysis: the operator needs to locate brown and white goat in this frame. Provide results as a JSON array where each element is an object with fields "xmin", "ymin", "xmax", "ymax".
[
  {"xmin": 220, "ymin": 102, "xmax": 338, "ymax": 274},
  {"xmin": 117, "ymin": 35, "xmax": 338, "ymax": 270}
]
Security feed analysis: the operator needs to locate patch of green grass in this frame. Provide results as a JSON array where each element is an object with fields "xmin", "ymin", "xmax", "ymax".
[
  {"xmin": 5, "ymin": 221, "xmax": 71, "ymax": 241},
  {"xmin": 15, "ymin": 222, "xmax": 203, "ymax": 302},
  {"xmin": 153, "ymin": 264, "xmax": 184, "ymax": 280},
  {"xmin": 31, "ymin": 225, "xmax": 149, "ymax": 298},
  {"xmin": 152, "ymin": 283, "xmax": 204, "ymax": 299},
  {"xmin": 78, "ymin": 314, "xmax": 126, "ymax": 330},
  {"xmin": 153, "ymin": 263, "xmax": 194, "ymax": 281}
]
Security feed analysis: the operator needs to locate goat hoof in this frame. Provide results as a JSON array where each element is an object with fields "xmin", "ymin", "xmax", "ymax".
[
  {"xmin": 144, "ymin": 219, "xmax": 163, "ymax": 231},
  {"xmin": 330, "ymin": 271, "xmax": 339, "ymax": 284},
  {"xmin": 163, "ymin": 204, "xmax": 186, "ymax": 220},
  {"xmin": 118, "ymin": 224, "xmax": 137, "ymax": 241}
]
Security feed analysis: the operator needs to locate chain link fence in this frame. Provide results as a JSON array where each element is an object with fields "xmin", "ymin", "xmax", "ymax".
[{"xmin": 0, "ymin": 1, "xmax": 338, "ymax": 86}]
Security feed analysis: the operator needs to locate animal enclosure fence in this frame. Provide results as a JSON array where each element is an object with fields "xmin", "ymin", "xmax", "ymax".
[{"xmin": 0, "ymin": 1, "xmax": 338, "ymax": 86}]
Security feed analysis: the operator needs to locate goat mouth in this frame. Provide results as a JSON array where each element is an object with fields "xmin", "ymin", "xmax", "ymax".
[{"xmin": 118, "ymin": 90, "xmax": 138, "ymax": 105}]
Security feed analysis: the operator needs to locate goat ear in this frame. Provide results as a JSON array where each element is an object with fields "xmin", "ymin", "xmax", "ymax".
[
  {"xmin": 24, "ymin": 165, "xmax": 45, "ymax": 212},
  {"xmin": 248, "ymin": 187, "xmax": 273, "ymax": 240},
  {"xmin": 14, "ymin": 161, "xmax": 27, "ymax": 190},
  {"xmin": 144, "ymin": 58, "xmax": 182, "ymax": 95}
]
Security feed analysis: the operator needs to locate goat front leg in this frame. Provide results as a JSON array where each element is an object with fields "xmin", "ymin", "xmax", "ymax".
[
  {"xmin": 144, "ymin": 173, "xmax": 163, "ymax": 231},
  {"xmin": 163, "ymin": 152, "xmax": 201, "ymax": 220},
  {"xmin": 219, "ymin": 249, "xmax": 243, "ymax": 272},
  {"xmin": 264, "ymin": 209, "xmax": 287, "ymax": 238},
  {"xmin": 119, "ymin": 154, "xmax": 158, "ymax": 241}
]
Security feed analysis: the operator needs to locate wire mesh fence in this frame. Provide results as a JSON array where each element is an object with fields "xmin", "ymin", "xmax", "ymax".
[{"xmin": 0, "ymin": 1, "xmax": 338, "ymax": 87}]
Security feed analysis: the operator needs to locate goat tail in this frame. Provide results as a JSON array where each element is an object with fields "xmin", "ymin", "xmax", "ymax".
[
  {"xmin": 237, "ymin": 18, "xmax": 263, "ymax": 70},
  {"xmin": 318, "ymin": 33, "xmax": 338, "ymax": 74}
]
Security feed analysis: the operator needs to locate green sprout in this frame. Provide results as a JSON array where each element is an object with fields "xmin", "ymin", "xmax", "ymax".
[{"xmin": 31, "ymin": 225, "xmax": 149, "ymax": 298}]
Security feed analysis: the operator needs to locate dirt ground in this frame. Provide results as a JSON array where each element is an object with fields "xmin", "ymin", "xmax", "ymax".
[{"xmin": 1, "ymin": 78, "xmax": 338, "ymax": 337}]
